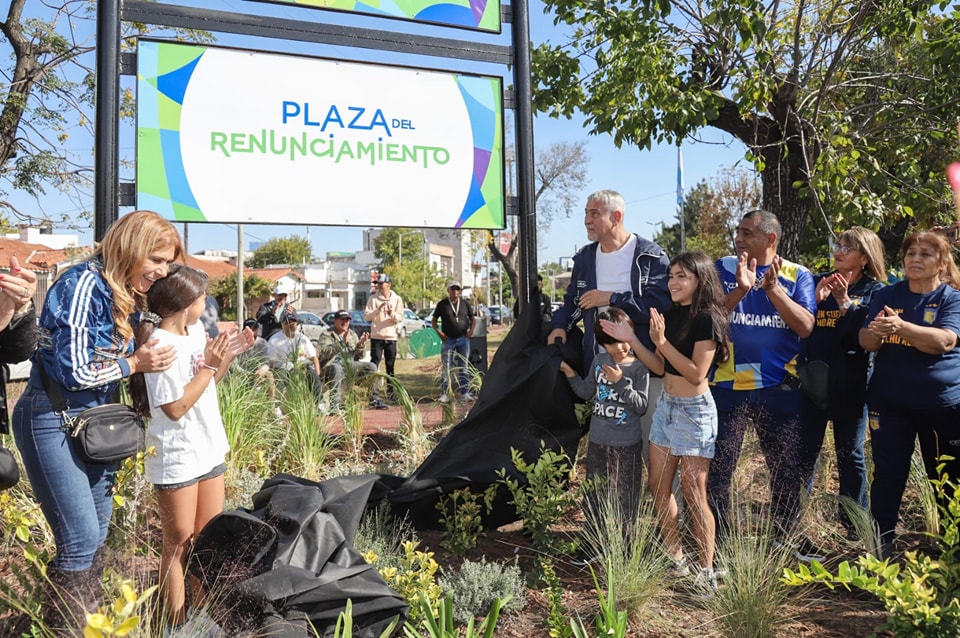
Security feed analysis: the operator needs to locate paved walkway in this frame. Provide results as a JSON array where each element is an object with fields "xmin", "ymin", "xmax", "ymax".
[{"xmin": 322, "ymin": 399, "xmax": 475, "ymax": 435}]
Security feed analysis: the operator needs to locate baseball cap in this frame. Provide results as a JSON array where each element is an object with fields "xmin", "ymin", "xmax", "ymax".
[
  {"xmin": 448, "ymin": 281, "xmax": 462, "ymax": 290},
  {"xmin": 243, "ymin": 318, "xmax": 259, "ymax": 331},
  {"xmin": 272, "ymin": 282, "xmax": 289, "ymax": 296},
  {"xmin": 376, "ymin": 273, "xmax": 392, "ymax": 284},
  {"xmin": 333, "ymin": 310, "xmax": 351, "ymax": 321},
  {"xmin": 280, "ymin": 310, "xmax": 299, "ymax": 323}
]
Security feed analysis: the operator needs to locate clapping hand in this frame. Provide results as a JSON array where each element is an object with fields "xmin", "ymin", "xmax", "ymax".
[
  {"xmin": 649, "ymin": 308, "xmax": 666, "ymax": 347},
  {"xmin": 761, "ymin": 255, "xmax": 783, "ymax": 292},
  {"xmin": 735, "ymin": 252, "xmax": 758, "ymax": 291},
  {"xmin": 601, "ymin": 362, "xmax": 623, "ymax": 383}
]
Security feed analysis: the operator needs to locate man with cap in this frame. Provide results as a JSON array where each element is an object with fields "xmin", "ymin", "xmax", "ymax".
[
  {"xmin": 364, "ymin": 273, "xmax": 405, "ymax": 409},
  {"xmin": 257, "ymin": 281, "xmax": 296, "ymax": 341},
  {"xmin": 432, "ymin": 281, "xmax": 476, "ymax": 403},
  {"xmin": 266, "ymin": 309, "xmax": 323, "ymax": 399},
  {"xmin": 317, "ymin": 310, "xmax": 376, "ymax": 410}
]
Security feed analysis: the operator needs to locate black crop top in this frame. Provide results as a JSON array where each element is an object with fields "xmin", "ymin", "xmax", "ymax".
[{"xmin": 662, "ymin": 304, "xmax": 719, "ymax": 376}]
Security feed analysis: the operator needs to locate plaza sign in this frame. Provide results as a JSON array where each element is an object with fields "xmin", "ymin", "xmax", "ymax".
[
  {"xmin": 136, "ymin": 40, "xmax": 505, "ymax": 229},
  {"xmin": 250, "ymin": 0, "xmax": 501, "ymax": 33}
]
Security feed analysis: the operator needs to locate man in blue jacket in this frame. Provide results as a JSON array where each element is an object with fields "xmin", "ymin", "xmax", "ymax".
[
  {"xmin": 548, "ymin": 189, "xmax": 671, "ymax": 491},
  {"xmin": 548, "ymin": 189, "xmax": 671, "ymax": 370}
]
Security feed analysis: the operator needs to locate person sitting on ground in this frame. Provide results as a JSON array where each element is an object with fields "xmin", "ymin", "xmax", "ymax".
[
  {"xmin": 257, "ymin": 282, "xmax": 296, "ymax": 341},
  {"xmin": 266, "ymin": 310, "xmax": 323, "ymax": 398},
  {"xmin": 239, "ymin": 318, "xmax": 277, "ymax": 403},
  {"xmin": 317, "ymin": 310, "xmax": 376, "ymax": 410}
]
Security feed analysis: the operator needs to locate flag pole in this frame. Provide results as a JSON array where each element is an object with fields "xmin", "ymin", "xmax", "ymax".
[{"xmin": 677, "ymin": 145, "xmax": 686, "ymax": 252}]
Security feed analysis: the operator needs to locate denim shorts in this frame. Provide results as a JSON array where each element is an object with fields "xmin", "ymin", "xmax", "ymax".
[
  {"xmin": 155, "ymin": 463, "xmax": 227, "ymax": 491},
  {"xmin": 649, "ymin": 390, "xmax": 718, "ymax": 458}
]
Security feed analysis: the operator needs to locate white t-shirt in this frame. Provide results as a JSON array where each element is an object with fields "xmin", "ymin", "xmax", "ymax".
[
  {"xmin": 143, "ymin": 321, "xmax": 229, "ymax": 484},
  {"xmin": 595, "ymin": 234, "xmax": 639, "ymax": 312},
  {"xmin": 267, "ymin": 331, "xmax": 317, "ymax": 370}
]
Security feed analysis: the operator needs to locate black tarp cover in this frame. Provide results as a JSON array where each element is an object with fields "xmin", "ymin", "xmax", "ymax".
[
  {"xmin": 191, "ymin": 473, "xmax": 408, "ymax": 638},
  {"xmin": 386, "ymin": 301, "xmax": 586, "ymax": 528}
]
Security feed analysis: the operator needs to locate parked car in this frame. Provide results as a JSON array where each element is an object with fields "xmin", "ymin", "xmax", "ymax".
[
  {"xmin": 296, "ymin": 310, "xmax": 329, "ymax": 344},
  {"xmin": 400, "ymin": 309, "xmax": 428, "ymax": 337},
  {"xmin": 321, "ymin": 310, "xmax": 372, "ymax": 337},
  {"xmin": 489, "ymin": 306, "xmax": 503, "ymax": 325}
]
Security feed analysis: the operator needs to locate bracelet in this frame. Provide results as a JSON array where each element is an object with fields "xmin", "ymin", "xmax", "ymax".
[{"xmin": 201, "ymin": 363, "xmax": 219, "ymax": 373}]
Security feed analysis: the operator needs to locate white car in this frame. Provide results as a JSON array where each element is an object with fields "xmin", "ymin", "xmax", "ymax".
[
  {"xmin": 400, "ymin": 309, "xmax": 428, "ymax": 338},
  {"xmin": 296, "ymin": 311, "xmax": 329, "ymax": 344}
]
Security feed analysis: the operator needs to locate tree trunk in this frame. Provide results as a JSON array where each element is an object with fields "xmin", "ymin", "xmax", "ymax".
[
  {"xmin": 759, "ymin": 148, "xmax": 812, "ymax": 262},
  {"xmin": 486, "ymin": 233, "xmax": 520, "ymax": 302}
]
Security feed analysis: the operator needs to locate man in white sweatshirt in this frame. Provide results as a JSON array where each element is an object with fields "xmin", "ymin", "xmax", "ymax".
[{"xmin": 364, "ymin": 273, "xmax": 405, "ymax": 409}]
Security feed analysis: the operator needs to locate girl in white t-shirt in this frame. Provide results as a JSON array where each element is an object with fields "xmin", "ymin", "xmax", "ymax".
[{"xmin": 129, "ymin": 265, "xmax": 252, "ymax": 627}]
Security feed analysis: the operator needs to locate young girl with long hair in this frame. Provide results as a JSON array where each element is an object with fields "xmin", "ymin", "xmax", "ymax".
[
  {"xmin": 130, "ymin": 264, "xmax": 252, "ymax": 627},
  {"xmin": 602, "ymin": 250, "xmax": 729, "ymax": 591}
]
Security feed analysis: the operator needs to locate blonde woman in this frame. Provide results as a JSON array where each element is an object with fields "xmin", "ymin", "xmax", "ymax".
[
  {"xmin": 798, "ymin": 227, "xmax": 887, "ymax": 538},
  {"xmin": 13, "ymin": 211, "xmax": 183, "ymax": 629}
]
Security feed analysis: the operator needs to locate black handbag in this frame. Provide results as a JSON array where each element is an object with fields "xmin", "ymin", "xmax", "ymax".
[
  {"xmin": 0, "ymin": 447, "xmax": 19, "ymax": 490},
  {"xmin": 797, "ymin": 359, "xmax": 830, "ymax": 411},
  {"xmin": 38, "ymin": 361, "xmax": 145, "ymax": 464}
]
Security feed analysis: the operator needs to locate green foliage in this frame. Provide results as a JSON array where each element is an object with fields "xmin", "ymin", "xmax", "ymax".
[
  {"xmin": 570, "ymin": 563, "xmax": 628, "ymax": 638},
  {"xmin": 248, "ymin": 235, "xmax": 313, "ymax": 268},
  {"xmin": 439, "ymin": 557, "xmax": 526, "ymax": 624},
  {"xmin": 706, "ymin": 489, "xmax": 797, "ymax": 638},
  {"xmin": 783, "ymin": 464, "xmax": 960, "ymax": 638},
  {"xmin": 366, "ymin": 540, "xmax": 443, "ymax": 623},
  {"xmin": 329, "ymin": 599, "xmax": 399, "ymax": 638},
  {"xmin": 403, "ymin": 592, "xmax": 508, "ymax": 638},
  {"xmin": 539, "ymin": 557, "xmax": 572, "ymax": 638},
  {"xmin": 576, "ymin": 489, "xmax": 668, "ymax": 619},
  {"xmin": 355, "ymin": 500, "xmax": 420, "ymax": 571},
  {"xmin": 530, "ymin": 0, "xmax": 960, "ymax": 259},
  {"xmin": 1, "ymin": 2, "xmax": 211, "ymax": 228},
  {"xmin": 497, "ymin": 443, "xmax": 579, "ymax": 555},
  {"xmin": 209, "ymin": 273, "xmax": 273, "ymax": 320},
  {"xmin": 435, "ymin": 486, "xmax": 497, "ymax": 555},
  {"xmin": 84, "ymin": 580, "xmax": 157, "ymax": 637}
]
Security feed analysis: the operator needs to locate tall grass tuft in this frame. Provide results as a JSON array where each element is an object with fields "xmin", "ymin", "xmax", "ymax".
[
  {"xmin": 354, "ymin": 499, "xmax": 420, "ymax": 570},
  {"xmin": 278, "ymin": 369, "xmax": 339, "ymax": 477},
  {"xmin": 218, "ymin": 363, "xmax": 287, "ymax": 473},
  {"xmin": 705, "ymin": 495, "xmax": 797, "ymax": 638},
  {"xmin": 575, "ymin": 489, "xmax": 668, "ymax": 619},
  {"xmin": 909, "ymin": 446, "xmax": 939, "ymax": 535},
  {"xmin": 391, "ymin": 378, "xmax": 431, "ymax": 470}
]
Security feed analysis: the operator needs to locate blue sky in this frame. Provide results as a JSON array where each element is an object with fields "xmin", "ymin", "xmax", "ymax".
[{"xmin": 16, "ymin": 0, "xmax": 747, "ymax": 264}]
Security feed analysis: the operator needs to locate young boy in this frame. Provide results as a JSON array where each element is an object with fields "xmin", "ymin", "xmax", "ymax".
[{"xmin": 560, "ymin": 307, "xmax": 649, "ymax": 563}]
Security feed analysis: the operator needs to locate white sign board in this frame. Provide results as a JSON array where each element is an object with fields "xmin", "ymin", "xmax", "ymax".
[{"xmin": 137, "ymin": 41, "xmax": 505, "ymax": 229}]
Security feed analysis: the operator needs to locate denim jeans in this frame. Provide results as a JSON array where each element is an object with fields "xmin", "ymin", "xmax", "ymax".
[
  {"xmin": 440, "ymin": 335, "xmax": 470, "ymax": 396},
  {"xmin": 707, "ymin": 385, "xmax": 804, "ymax": 540},
  {"xmin": 12, "ymin": 385, "xmax": 118, "ymax": 570},
  {"xmin": 799, "ymin": 397, "xmax": 868, "ymax": 519}
]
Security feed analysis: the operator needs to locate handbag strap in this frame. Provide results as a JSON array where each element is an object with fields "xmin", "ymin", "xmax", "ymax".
[{"xmin": 36, "ymin": 359, "xmax": 69, "ymax": 413}]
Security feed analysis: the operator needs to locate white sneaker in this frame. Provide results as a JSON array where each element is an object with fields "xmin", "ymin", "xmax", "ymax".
[{"xmin": 439, "ymin": 393, "xmax": 450, "ymax": 404}]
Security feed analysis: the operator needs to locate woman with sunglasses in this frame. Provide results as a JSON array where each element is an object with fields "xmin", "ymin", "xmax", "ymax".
[{"xmin": 799, "ymin": 227, "xmax": 887, "ymax": 539}]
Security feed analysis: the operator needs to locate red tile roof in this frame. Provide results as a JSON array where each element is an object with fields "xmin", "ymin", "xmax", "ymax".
[{"xmin": 0, "ymin": 238, "xmax": 86, "ymax": 271}]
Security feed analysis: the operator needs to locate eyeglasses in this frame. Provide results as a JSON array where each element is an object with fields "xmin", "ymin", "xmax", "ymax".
[{"xmin": 835, "ymin": 245, "xmax": 859, "ymax": 255}]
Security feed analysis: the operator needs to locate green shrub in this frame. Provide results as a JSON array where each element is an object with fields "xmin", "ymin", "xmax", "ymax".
[
  {"xmin": 355, "ymin": 500, "xmax": 419, "ymax": 571},
  {"xmin": 539, "ymin": 556, "xmax": 572, "ymax": 638},
  {"xmin": 365, "ymin": 541, "xmax": 442, "ymax": 623},
  {"xmin": 435, "ymin": 486, "xmax": 496, "ymax": 555},
  {"xmin": 440, "ymin": 556, "xmax": 526, "ymax": 624},
  {"xmin": 497, "ymin": 442, "xmax": 579, "ymax": 555},
  {"xmin": 783, "ymin": 463, "xmax": 960, "ymax": 638}
]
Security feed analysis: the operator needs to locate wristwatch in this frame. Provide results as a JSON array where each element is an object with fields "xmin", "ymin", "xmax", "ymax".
[{"xmin": 840, "ymin": 299, "xmax": 856, "ymax": 312}]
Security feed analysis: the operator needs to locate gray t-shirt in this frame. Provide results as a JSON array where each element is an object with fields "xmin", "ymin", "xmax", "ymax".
[{"xmin": 565, "ymin": 351, "xmax": 649, "ymax": 446}]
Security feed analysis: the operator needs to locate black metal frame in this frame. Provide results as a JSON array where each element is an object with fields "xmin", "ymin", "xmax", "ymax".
[{"xmin": 96, "ymin": 0, "xmax": 538, "ymax": 306}]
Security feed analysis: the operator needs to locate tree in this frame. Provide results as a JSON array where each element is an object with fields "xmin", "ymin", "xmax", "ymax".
[
  {"xmin": 373, "ymin": 227, "xmax": 447, "ymax": 310},
  {"xmin": 248, "ymin": 236, "xmax": 312, "ymax": 268},
  {"xmin": 1, "ymin": 1, "xmax": 211, "ymax": 227},
  {"xmin": 656, "ymin": 166, "xmax": 758, "ymax": 259},
  {"xmin": 486, "ymin": 140, "xmax": 589, "ymax": 302},
  {"xmin": 532, "ymin": 0, "xmax": 960, "ymax": 260},
  {"xmin": 208, "ymin": 273, "xmax": 272, "ymax": 321}
]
